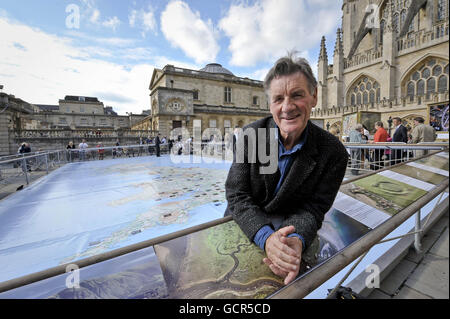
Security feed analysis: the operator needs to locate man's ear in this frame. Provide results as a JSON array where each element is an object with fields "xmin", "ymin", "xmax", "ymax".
[{"xmin": 312, "ymin": 87, "xmax": 318, "ymax": 108}]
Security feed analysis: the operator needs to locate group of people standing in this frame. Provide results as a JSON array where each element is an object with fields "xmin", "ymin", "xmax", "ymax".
[{"xmin": 349, "ymin": 116, "xmax": 437, "ymax": 175}]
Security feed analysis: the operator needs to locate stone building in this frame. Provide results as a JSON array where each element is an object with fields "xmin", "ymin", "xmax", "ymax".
[
  {"xmin": 0, "ymin": 93, "xmax": 150, "ymax": 156},
  {"xmin": 133, "ymin": 63, "xmax": 271, "ymax": 139},
  {"xmin": 313, "ymin": 0, "xmax": 449, "ymax": 139}
]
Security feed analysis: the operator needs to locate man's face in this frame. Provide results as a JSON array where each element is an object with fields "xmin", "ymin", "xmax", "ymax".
[
  {"xmin": 268, "ymin": 72, "xmax": 317, "ymax": 140},
  {"xmin": 393, "ymin": 119, "xmax": 400, "ymax": 126}
]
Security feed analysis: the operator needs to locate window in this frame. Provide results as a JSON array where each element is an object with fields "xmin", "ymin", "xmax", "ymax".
[
  {"xmin": 380, "ymin": 20, "xmax": 385, "ymax": 45},
  {"xmin": 209, "ymin": 119, "xmax": 217, "ymax": 128},
  {"xmin": 224, "ymin": 120, "xmax": 231, "ymax": 129},
  {"xmin": 407, "ymin": 81, "xmax": 415, "ymax": 100},
  {"xmin": 80, "ymin": 118, "xmax": 88, "ymax": 126},
  {"xmin": 427, "ymin": 78, "xmax": 436, "ymax": 94},
  {"xmin": 193, "ymin": 90, "xmax": 199, "ymax": 100},
  {"xmin": 100, "ymin": 118, "xmax": 107, "ymax": 126},
  {"xmin": 404, "ymin": 58, "xmax": 448, "ymax": 97},
  {"xmin": 349, "ymin": 77, "xmax": 381, "ymax": 105},
  {"xmin": 252, "ymin": 96, "xmax": 259, "ymax": 105},
  {"xmin": 80, "ymin": 106, "xmax": 85, "ymax": 113},
  {"xmin": 58, "ymin": 117, "xmax": 67, "ymax": 125},
  {"xmin": 417, "ymin": 79, "xmax": 425, "ymax": 96},
  {"xmin": 393, "ymin": 13, "xmax": 399, "ymax": 33},
  {"xmin": 438, "ymin": 75, "xmax": 448, "ymax": 93},
  {"xmin": 224, "ymin": 87, "xmax": 232, "ymax": 103},
  {"xmin": 437, "ymin": 0, "xmax": 447, "ymax": 21}
]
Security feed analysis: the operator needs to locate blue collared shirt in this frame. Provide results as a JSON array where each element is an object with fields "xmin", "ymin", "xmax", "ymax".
[{"xmin": 253, "ymin": 126, "xmax": 308, "ymax": 251}]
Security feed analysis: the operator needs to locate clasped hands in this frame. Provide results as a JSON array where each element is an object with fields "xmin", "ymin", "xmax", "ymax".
[{"xmin": 263, "ymin": 225, "xmax": 302, "ymax": 286}]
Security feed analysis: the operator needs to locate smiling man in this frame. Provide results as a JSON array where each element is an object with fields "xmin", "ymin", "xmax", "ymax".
[{"xmin": 225, "ymin": 53, "xmax": 348, "ymax": 285}]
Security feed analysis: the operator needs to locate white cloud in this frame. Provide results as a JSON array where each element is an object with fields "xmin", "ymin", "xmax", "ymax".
[
  {"xmin": 0, "ymin": 16, "xmax": 153, "ymax": 115},
  {"xmin": 219, "ymin": 0, "xmax": 341, "ymax": 67},
  {"xmin": 160, "ymin": 1, "xmax": 219, "ymax": 64},
  {"xmin": 102, "ymin": 16, "xmax": 121, "ymax": 31},
  {"xmin": 90, "ymin": 9, "xmax": 100, "ymax": 24},
  {"xmin": 129, "ymin": 6, "xmax": 157, "ymax": 37}
]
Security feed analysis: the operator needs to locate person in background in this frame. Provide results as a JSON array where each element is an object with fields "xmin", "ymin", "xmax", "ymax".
[
  {"xmin": 155, "ymin": 134, "xmax": 161, "ymax": 157},
  {"xmin": 391, "ymin": 117, "xmax": 408, "ymax": 165},
  {"xmin": 78, "ymin": 139, "xmax": 88, "ymax": 161},
  {"xmin": 97, "ymin": 142, "xmax": 104, "ymax": 160},
  {"xmin": 349, "ymin": 124, "xmax": 366, "ymax": 175},
  {"xmin": 411, "ymin": 117, "xmax": 437, "ymax": 157},
  {"xmin": 67, "ymin": 141, "xmax": 76, "ymax": 162},
  {"xmin": 370, "ymin": 121, "xmax": 388, "ymax": 170}
]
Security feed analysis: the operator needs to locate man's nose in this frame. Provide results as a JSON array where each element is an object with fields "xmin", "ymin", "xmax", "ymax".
[{"xmin": 281, "ymin": 96, "xmax": 296, "ymax": 112}]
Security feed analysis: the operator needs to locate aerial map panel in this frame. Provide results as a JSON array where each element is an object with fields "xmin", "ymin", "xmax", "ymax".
[{"xmin": 0, "ymin": 155, "xmax": 231, "ymax": 283}]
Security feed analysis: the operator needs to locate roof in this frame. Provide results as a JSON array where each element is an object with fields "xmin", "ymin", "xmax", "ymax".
[{"xmin": 199, "ymin": 63, "xmax": 234, "ymax": 76}]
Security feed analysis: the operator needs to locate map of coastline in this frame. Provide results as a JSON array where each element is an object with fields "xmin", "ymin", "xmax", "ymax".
[{"xmin": 61, "ymin": 163, "xmax": 230, "ymax": 264}]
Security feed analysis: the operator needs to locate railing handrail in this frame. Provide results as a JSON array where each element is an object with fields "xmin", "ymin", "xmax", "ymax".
[
  {"xmin": 0, "ymin": 150, "xmax": 66, "ymax": 166},
  {"xmin": 269, "ymin": 180, "xmax": 449, "ymax": 299}
]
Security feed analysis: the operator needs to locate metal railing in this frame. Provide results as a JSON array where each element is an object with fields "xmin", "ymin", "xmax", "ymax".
[
  {"xmin": 0, "ymin": 150, "xmax": 67, "ymax": 190},
  {"xmin": 0, "ymin": 150, "xmax": 447, "ymax": 297},
  {"xmin": 343, "ymin": 142, "xmax": 448, "ymax": 175}
]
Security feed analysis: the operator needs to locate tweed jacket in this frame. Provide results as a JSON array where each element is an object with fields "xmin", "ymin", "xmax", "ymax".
[{"xmin": 224, "ymin": 116, "xmax": 349, "ymax": 249}]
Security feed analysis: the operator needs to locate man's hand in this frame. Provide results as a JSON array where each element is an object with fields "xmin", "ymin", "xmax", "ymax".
[{"xmin": 263, "ymin": 225, "xmax": 303, "ymax": 285}]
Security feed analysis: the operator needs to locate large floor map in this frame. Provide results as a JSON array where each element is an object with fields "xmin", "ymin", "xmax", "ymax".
[
  {"xmin": 0, "ymin": 155, "xmax": 231, "ymax": 283},
  {"xmin": 154, "ymin": 221, "xmax": 284, "ymax": 299}
]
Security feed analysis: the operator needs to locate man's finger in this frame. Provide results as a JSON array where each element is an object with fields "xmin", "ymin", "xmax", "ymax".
[
  {"xmin": 278, "ymin": 225, "xmax": 295, "ymax": 237},
  {"xmin": 264, "ymin": 258, "xmax": 288, "ymax": 278},
  {"xmin": 284, "ymin": 271, "xmax": 297, "ymax": 285}
]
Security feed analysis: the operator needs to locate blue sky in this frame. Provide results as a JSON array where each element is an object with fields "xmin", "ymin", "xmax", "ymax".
[{"xmin": 0, "ymin": 0, "xmax": 342, "ymax": 114}]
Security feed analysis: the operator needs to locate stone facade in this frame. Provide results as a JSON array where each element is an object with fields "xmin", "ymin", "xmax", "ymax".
[
  {"xmin": 314, "ymin": 0, "xmax": 449, "ymax": 138},
  {"xmin": 134, "ymin": 63, "xmax": 271, "ymax": 138},
  {"xmin": 0, "ymin": 93, "xmax": 150, "ymax": 156}
]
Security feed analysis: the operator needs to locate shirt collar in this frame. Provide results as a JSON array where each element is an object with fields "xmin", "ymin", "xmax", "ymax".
[{"xmin": 275, "ymin": 124, "xmax": 308, "ymax": 156}]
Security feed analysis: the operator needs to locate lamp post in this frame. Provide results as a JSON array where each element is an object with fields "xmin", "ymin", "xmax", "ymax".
[{"xmin": 387, "ymin": 116, "xmax": 393, "ymax": 136}]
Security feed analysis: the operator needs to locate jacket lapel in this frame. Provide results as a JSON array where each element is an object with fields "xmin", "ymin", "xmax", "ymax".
[{"xmin": 263, "ymin": 118, "xmax": 280, "ymax": 200}]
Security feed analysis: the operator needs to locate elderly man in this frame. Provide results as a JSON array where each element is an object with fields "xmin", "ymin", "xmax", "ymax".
[
  {"xmin": 411, "ymin": 117, "xmax": 437, "ymax": 157},
  {"xmin": 349, "ymin": 124, "xmax": 366, "ymax": 175},
  {"xmin": 224, "ymin": 54, "xmax": 348, "ymax": 285}
]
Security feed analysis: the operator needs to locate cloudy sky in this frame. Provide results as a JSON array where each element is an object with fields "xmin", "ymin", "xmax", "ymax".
[{"xmin": 0, "ymin": 0, "xmax": 342, "ymax": 115}]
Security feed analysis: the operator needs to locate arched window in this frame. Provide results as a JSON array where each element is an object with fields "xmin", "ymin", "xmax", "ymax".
[
  {"xmin": 417, "ymin": 79, "xmax": 425, "ymax": 95},
  {"xmin": 404, "ymin": 58, "xmax": 449, "ymax": 98},
  {"xmin": 348, "ymin": 77, "xmax": 381, "ymax": 106},
  {"xmin": 438, "ymin": 75, "xmax": 448, "ymax": 93},
  {"xmin": 380, "ymin": 19, "xmax": 385, "ymax": 44}
]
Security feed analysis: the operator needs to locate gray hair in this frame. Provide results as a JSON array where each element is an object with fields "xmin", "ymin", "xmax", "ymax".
[
  {"xmin": 355, "ymin": 124, "xmax": 363, "ymax": 130},
  {"xmin": 264, "ymin": 52, "xmax": 318, "ymax": 95}
]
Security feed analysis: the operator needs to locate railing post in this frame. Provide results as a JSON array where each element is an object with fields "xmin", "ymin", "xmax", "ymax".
[
  {"xmin": 22, "ymin": 158, "xmax": 29, "ymax": 185},
  {"xmin": 414, "ymin": 209, "xmax": 422, "ymax": 253},
  {"xmin": 45, "ymin": 154, "xmax": 49, "ymax": 174}
]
